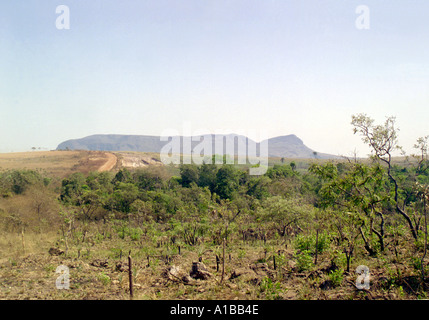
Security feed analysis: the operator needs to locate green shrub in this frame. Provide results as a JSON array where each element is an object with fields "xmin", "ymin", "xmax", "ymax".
[
  {"xmin": 0, "ymin": 170, "xmax": 46, "ymax": 195},
  {"xmin": 113, "ymin": 223, "xmax": 143, "ymax": 241},
  {"xmin": 260, "ymin": 277, "xmax": 283, "ymax": 300},
  {"xmin": 97, "ymin": 272, "xmax": 111, "ymax": 286},
  {"xmin": 294, "ymin": 234, "xmax": 312, "ymax": 252},
  {"xmin": 129, "ymin": 227, "xmax": 143, "ymax": 241},
  {"xmin": 328, "ymin": 269, "xmax": 344, "ymax": 287},
  {"xmin": 294, "ymin": 232, "xmax": 330, "ymax": 255},
  {"xmin": 295, "ymin": 250, "xmax": 313, "ymax": 272}
]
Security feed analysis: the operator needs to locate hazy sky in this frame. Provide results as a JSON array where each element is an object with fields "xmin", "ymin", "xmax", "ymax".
[{"xmin": 1, "ymin": 1, "xmax": 428, "ymax": 157}]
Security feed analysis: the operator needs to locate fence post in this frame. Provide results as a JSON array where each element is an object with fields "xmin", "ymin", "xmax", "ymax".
[
  {"xmin": 221, "ymin": 238, "xmax": 225, "ymax": 283},
  {"xmin": 128, "ymin": 251, "xmax": 133, "ymax": 299}
]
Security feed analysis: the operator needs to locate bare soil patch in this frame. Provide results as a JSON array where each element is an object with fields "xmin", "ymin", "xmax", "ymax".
[{"xmin": 97, "ymin": 153, "xmax": 118, "ymax": 172}]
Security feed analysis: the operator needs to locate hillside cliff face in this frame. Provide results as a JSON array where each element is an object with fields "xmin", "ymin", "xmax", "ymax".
[
  {"xmin": 57, "ymin": 135, "xmax": 164, "ymax": 153},
  {"xmin": 57, "ymin": 134, "xmax": 336, "ymax": 159}
]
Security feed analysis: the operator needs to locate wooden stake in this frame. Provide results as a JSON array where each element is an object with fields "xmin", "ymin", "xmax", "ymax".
[
  {"xmin": 128, "ymin": 251, "xmax": 133, "ymax": 299},
  {"xmin": 21, "ymin": 228, "xmax": 25, "ymax": 254},
  {"xmin": 314, "ymin": 229, "xmax": 319, "ymax": 265},
  {"xmin": 221, "ymin": 238, "xmax": 225, "ymax": 283}
]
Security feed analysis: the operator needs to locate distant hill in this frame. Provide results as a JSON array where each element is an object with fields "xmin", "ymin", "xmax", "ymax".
[
  {"xmin": 56, "ymin": 134, "xmax": 338, "ymax": 159},
  {"xmin": 262, "ymin": 135, "xmax": 334, "ymax": 159}
]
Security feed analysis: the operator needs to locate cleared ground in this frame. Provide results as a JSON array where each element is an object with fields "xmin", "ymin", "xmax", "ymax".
[{"xmin": 0, "ymin": 151, "xmax": 118, "ymax": 178}]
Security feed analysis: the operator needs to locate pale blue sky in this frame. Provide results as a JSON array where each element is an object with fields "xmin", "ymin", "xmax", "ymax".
[{"xmin": 0, "ymin": 1, "xmax": 428, "ymax": 157}]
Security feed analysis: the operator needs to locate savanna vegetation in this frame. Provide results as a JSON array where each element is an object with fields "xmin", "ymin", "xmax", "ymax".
[{"xmin": 0, "ymin": 114, "xmax": 428, "ymax": 300}]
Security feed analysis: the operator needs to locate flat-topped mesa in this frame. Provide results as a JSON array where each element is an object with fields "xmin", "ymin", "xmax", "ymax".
[{"xmin": 57, "ymin": 133, "xmax": 337, "ymax": 159}]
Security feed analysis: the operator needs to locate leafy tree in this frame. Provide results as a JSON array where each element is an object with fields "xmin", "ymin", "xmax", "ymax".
[
  {"xmin": 329, "ymin": 209, "xmax": 363, "ymax": 272},
  {"xmin": 110, "ymin": 182, "xmax": 139, "ymax": 213},
  {"xmin": 413, "ymin": 136, "xmax": 429, "ymax": 185},
  {"xmin": 60, "ymin": 172, "xmax": 86, "ymax": 202},
  {"xmin": 0, "ymin": 170, "xmax": 46, "ymax": 195},
  {"xmin": 214, "ymin": 165, "xmax": 239, "ymax": 200},
  {"xmin": 246, "ymin": 176, "xmax": 271, "ymax": 200},
  {"xmin": 259, "ymin": 196, "xmax": 313, "ymax": 238},
  {"xmin": 198, "ymin": 162, "xmax": 218, "ymax": 192},
  {"xmin": 112, "ymin": 168, "xmax": 132, "ymax": 185},
  {"xmin": 265, "ymin": 164, "xmax": 295, "ymax": 180},
  {"xmin": 79, "ymin": 188, "xmax": 107, "ymax": 220},
  {"xmin": 177, "ymin": 183, "xmax": 211, "ymax": 214},
  {"xmin": 130, "ymin": 199, "xmax": 153, "ymax": 224},
  {"xmin": 133, "ymin": 168, "xmax": 165, "ymax": 191},
  {"xmin": 351, "ymin": 113, "xmax": 425, "ymax": 240},
  {"xmin": 60, "ymin": 172, "xmax": 109, "ymax": 220},
  {"xmin": 310, "ymin": 162, "xmax": 388, "ymax": 254},
  {"xmin": 147, "ymin": 189, "xmax": 183, "ymax": 221},
  {"xmin": 85, "ymin": 171, "xmax": 113, "ymax": 194},
  {"xmin": 179, "ymin": 164, "xmax": 199, "ymax": 188}
]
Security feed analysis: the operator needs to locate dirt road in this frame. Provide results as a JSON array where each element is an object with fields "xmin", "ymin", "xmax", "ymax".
[{"xmin": 98, "ymin": 152, "xmax": 117, "ymax": 172}]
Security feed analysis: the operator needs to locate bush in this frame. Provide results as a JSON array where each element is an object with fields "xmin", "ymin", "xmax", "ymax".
[
  {"xmin": 97, "ymin": 272, "xmax": 111, "ymax": 286},
  {"xmin": 328, "ymin": 269, "xmax": 344, "ymax": 287},
  {"xmin": 113, "ymin": 223, "xmax": 143, "ymax": 241},
  {"xmin": 294, "ymin": 232, "xmax": 330, "ymax": 255},
  {"xmin": 295, "ymin": 250, "xmax": 313, "ymax": 272},
  {"xmin": 260, "ymin": 277, "xmax": 283, "ymax": 300},
  {"xmin": 0, "ymin": 170, "xmax": 46, "ymax": 195}
]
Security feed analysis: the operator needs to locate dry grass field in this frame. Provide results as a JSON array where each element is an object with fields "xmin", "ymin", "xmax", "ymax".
[{"xmin": 0, "ymin": 151, "xmax": 117, "ymax": 178}]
